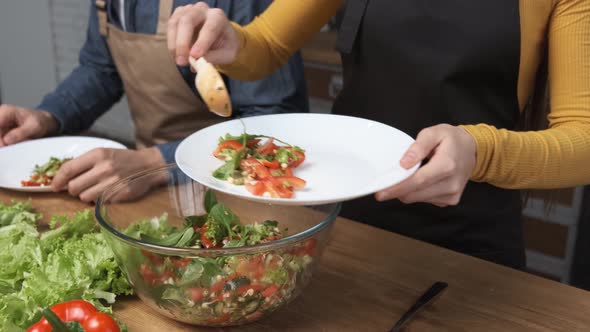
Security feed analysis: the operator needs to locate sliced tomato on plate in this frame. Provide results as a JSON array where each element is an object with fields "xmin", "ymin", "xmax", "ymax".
[
  {"xmin": 262, "ymin": 178, "xmax": 293, "ymax": 198},
  {"xmin": 273, "ymin": 176, "xmax": 306, "ymax": 189},
  {"xmin": 261, "ymin": 159, "xmax": 280, "ymax": 169},
  {"xmin": 246, "ymin": 139, "xmax": 261, "ymax": 147},
  {"xmin": 240, "ymin": 158, "xmax": 270, "ymax": 179},
  {"xmin": 245, "ymin": 181, "xmax": 266, "ymax": 196},
  {"xmin": 256, "ymin": 138, "xmax": 277, "ymax": 155},
  {"xmin": 213, "ymin": 140, "xmax": 243, "ymax": 158},
  {"xmin": 288, "ymin": 150, "xmax": 306, "ymax": 168}
]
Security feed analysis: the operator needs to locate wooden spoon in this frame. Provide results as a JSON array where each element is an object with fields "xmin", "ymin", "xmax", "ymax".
[{"xmin": 189, "ymin": 56, "xmax": 232, "ymax": 117}]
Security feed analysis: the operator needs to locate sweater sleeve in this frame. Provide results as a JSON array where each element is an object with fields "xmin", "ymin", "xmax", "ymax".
[
  {"xmin": 217, "ymin": 0, "xmax": 343, "ymax": 80},
  {"xmin": 461, "ymin": 0, "xmax": 590, "ymax": 189}
]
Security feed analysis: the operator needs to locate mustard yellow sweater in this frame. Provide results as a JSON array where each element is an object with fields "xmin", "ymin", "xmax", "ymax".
[{"xmin": 220, "ymin": 0, "xmax": 590, "ymax": 189}]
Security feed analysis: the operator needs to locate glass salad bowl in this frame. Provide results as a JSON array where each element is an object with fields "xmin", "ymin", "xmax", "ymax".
[{"xmin": 95, "ymin": 164, "xmax": 340, "ymax": 327}]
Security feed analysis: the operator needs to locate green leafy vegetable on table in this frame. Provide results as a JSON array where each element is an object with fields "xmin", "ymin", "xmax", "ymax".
[{"xmin": 0, "ymin": 201, "xmax": 131, "ymax": 332}]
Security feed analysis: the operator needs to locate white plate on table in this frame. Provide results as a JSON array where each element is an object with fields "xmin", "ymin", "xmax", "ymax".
[
  {"xmin": 0, "ymin": 136, "xmax": 127, "ymax": 192},
  {"xmin": 176, "ymin": 113, "xmax": 419, "ymax": 206}
]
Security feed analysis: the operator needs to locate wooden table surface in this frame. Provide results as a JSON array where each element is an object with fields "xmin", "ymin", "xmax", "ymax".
[{"xmin": 3, "ymin": 188, "xmax": 590, "ymax": 331}]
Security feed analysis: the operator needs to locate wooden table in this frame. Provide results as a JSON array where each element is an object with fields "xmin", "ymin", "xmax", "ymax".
[{"xmin": 3, "ymin": 189, "xmax": 590, "ymax": 331}]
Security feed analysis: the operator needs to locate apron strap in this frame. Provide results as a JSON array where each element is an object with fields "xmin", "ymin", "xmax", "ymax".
[
  {"xmin": 95, "ymin": 0, "xmax": 108, "ymax": 36},
  {"xmin": 156, "ymin": 0, "xmax": 174, "ymax": 35}
]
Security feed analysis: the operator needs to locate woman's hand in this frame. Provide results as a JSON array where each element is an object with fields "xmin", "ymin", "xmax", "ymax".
[
  {"xmin": 167, "ymin": 2, "xmax": 240, "ymax": 66},
  {"xmin": 376, "ymin": 124, "xmax": 477, "ymax": 207}
]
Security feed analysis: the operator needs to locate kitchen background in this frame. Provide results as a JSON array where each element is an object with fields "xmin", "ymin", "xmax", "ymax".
[{"xmin": 1, "ymin": 1, "xmax": 589, "ymax": 289}]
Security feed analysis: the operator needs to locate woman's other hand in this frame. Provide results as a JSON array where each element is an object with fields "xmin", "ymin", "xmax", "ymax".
[{"xmin": 376, "ymin": 124, "xmax": 477, "ymax": 207}]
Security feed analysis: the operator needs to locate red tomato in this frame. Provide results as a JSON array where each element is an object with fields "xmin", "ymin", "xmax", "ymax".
[
  {"xmin": 236, "ymin": 284, "xmax": 264, "ymax": 295},
  {"xmin": 236, "ymin": 255, "xmax": 265, "ymax": 279},
  {"xmin": 210, "ymin": 274, "xmax": 238, "ymax": 293},
  {"xmin": 245, "ymin": 182, "xmax": 266, "ymax": 196},
  {"xmin": 262, "ymin": 178, "xmax": 293, "ymax": 198},
  {"xmin": 261, "ymin": 159, "xmax": 280, "ymax": 169},
  {"xmin": 141, "ymin": 250, "xmax": 164, "ymax": 265},
  {"xmin": 200, "ymin": 225, "xmax": 216, "ymax": 248},
  {"xmin": 187, "ymin": 287, "xmax": 207, "ymax": 302},
  {"xmin": 82, "ymin": 312, "xmax": 120, "ymax": 332},
  {"xmin": 207, "ymin": 313, "xmax": 231, "ymax": 325},
  {"xmin": 284, "ymin": 167, "xmax": 294, "ymax": 177},
  {"xmin": 262, "ymin": 284, "xmax": 278, "ymax": 298},
  {"xmin": 21, "ymin": 181, "xmax": 42, "ymax": 187},
  {"xmin": 256, "ymin": 138, "xmax": 277, "ymax": 155},
  {"xmin": 139, "ymin": 264, "xmax": 159, "ymax": 286},
  {"xmin": 273, "ymin": 176, "xmax": 306, "ymax": 189},
  {"xmin": 172, "ymin": 257, "xmax": 191, "ymax": 269},
  {"xmin": 288, "ymin": 150, "xmax": 306, "ymax": 168},
  {"xmin": 246, "ymin": 139, "xmax": 261, "ymax": 147},
  {"xmin": 213, "ymin": 140, "xmax": 243, "ymax": 158},
  {"xmin": 27, "ymin": 300, "xmax": 119, "ymax": 332},
  {"xmin": 240, "ymin": 158, "xmax": 270, "ymax": 179}
]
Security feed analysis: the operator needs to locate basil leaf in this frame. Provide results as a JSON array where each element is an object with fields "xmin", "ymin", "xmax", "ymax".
[
  {"xmin": 184, "ymin": 215, "xmax": 207, "ymax": 228},
  {"xmin": 204, "ymin": 190, "xmax": 217, "ymax": 213}
]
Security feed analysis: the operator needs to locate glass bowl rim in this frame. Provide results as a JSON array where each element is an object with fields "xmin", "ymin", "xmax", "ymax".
[{"xmin": 95, "ymin": 163, "xmax": 341, "ymax": 256}]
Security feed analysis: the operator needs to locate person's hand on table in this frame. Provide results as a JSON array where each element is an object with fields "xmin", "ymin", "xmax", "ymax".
[
  {"xmin": 376, "ymin": 124, "xmax": 477, "ymax": 207},
  {"xmin": 167, "ymin": 2, "xmax": 240, "ymax": 66},
  {"xmin": 51, "ymin": 147, "xmax": 166, "ymax": 203},
  {"xmin": 0, "ymin": 104, "xmax": 59, "ymax": 147}
]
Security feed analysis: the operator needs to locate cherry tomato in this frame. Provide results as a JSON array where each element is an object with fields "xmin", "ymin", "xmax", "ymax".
[
  {"xmin": 240, "ymin": 158, "xmax": 270, "ymax": 179},
  {"xmin": 213, "ymin": 140, "xmax": 243, "ymax": 158},
  {"xmin": 200, "ymin": 224, "xmax": 217, "ymax": 248},
  {"xmin": 273, "ymin": 176, "xmax": 306, "ymax": 189},
  {"xmin": 261, "ymin": 159, "xmax": 280, "ymax": 169},
  {"xmin": 262, "ymin": 284, "xmax": 278, "ymax": 298},
  {"xmin": 246, "ymin": 139, "xmax": 261, "ymax": 147},
  {"xmin": 256, "ymin": 138, "xmax": 277, "ymax": 155},
  {"xmin": 186, "ymin": 287, "xmax": 207, "ymax": 302},
  {"xmin": 236, "ymin": 284, "xmax": 264, "ymax": 295},
  {"xmin": 288, "ymin": 150, "xmax": 306, "ymax": 168},
  {"xmin": 245, "ymin": 182, "xmax": 266, "ymax": 196}
]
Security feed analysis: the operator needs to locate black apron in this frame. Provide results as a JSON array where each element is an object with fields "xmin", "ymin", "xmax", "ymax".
[{"xmin": 334, "ymin": 0, "xmax": 525, "ymax": 269}]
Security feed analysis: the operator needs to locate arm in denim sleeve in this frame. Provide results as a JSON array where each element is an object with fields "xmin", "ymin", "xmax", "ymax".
[
  {"xmin": 156, "ymin": 141, "xmax": 180, "ymax": 164},
  {"xmin": 37, "ymin": 3, "xmax": 124, "ymax": 134}
]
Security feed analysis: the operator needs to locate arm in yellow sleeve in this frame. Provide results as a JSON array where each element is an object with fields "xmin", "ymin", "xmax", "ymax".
[
  {"xmin": 461, "ymin": 0, "xmax": 590, "ymax": 189},
  {"xmin": 218, "ymin": 0, "xmax": 343, "ymax": 81}
]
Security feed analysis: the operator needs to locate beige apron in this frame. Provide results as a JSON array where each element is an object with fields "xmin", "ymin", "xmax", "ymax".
[{"xmin": 96, "ymin": 0, "xmax": 221, "ymax": 148}]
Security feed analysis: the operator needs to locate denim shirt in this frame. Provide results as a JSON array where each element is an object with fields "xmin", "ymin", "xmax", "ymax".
[{"xmin": 37, "ymin": 0, "xmax": 308, "ymax": 163}]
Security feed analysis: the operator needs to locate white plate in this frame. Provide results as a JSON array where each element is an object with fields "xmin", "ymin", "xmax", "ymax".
[
  {"xmin": 0, "ymin": 136, "xmax": 127, "ymax": 192},
  {"xmin": 176, "ymin": 113, "xmax": 419, "ymax": 205}
]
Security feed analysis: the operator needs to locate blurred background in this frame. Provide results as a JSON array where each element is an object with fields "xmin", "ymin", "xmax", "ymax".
[{"xmin": 1, "ymin": 0, "xmax": 589, "ymax": 289}]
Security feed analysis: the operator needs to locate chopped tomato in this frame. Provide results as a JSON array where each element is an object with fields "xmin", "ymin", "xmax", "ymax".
[
  {"xmin": 236, "ymin": 255, "xmax": 265, "ymax": 279},
  {"xmin": 256, "ymin": 138, "xmax": 277, "ymax": 155},
  {"xmin": 213, "ymin": 140, "xmax": 243, "ymax": 158},
  {"xmin": 141, "ymin": 250, "xmax": 164, "ymax": 265},
  {"xmin": 21, "ymin": 181, "xmax": 42, "ymax": 187},
  {"xmin": 261, "ymin": 159, "xmax": 280, "ymax": 169},
  {"xmin": 262, "ymin": 285, "xmax": 278, "ymax": 298},
  {"xmin": 288, "ymin": 150, "xmax": 306, "ymax": 168},
  {"xmin": 240, "ymin": 158, "xmax": 270, "ymax": 179},
  {"xmin": 236, "ymin": 284, "xmax": 264, "ymax": 295},
  {"xmin": 210, "ymin": 274, "xmax": 239, "ymax": 293},
  {"xmin": 262, "ymin": 178, "xmax": 294, "ymax": 198},
  {"xmin": 139, "ymin": 264, "xmax": 159, "ymax": 286},
  {"xmin": 284, "ymin": 167, "xmax": 294, "ymax": 177},
  {"xmin": 207, "ymin": 313, "xmax": 231, "ymax": 325},
  {"xmin": 245, "ymin": 182, "xmax": 266, "ymax": 196},
  {"xmin": 186, "ymin": 287, "xmax": 206, "ymax": 302},
  {"xmin": 246, "ymin": 139, "xmax": 261, "ymax": 147},
  {"xmin": 173, "ymin": 258, "xmax": 191, "ymax": 269},
  {"xmin": 200, "ymin": 225, "xmax": 216, "ymax": 248},
  {"xmin": 273, "ymin": 176, "xmax": 306, "ymax": 189}
]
